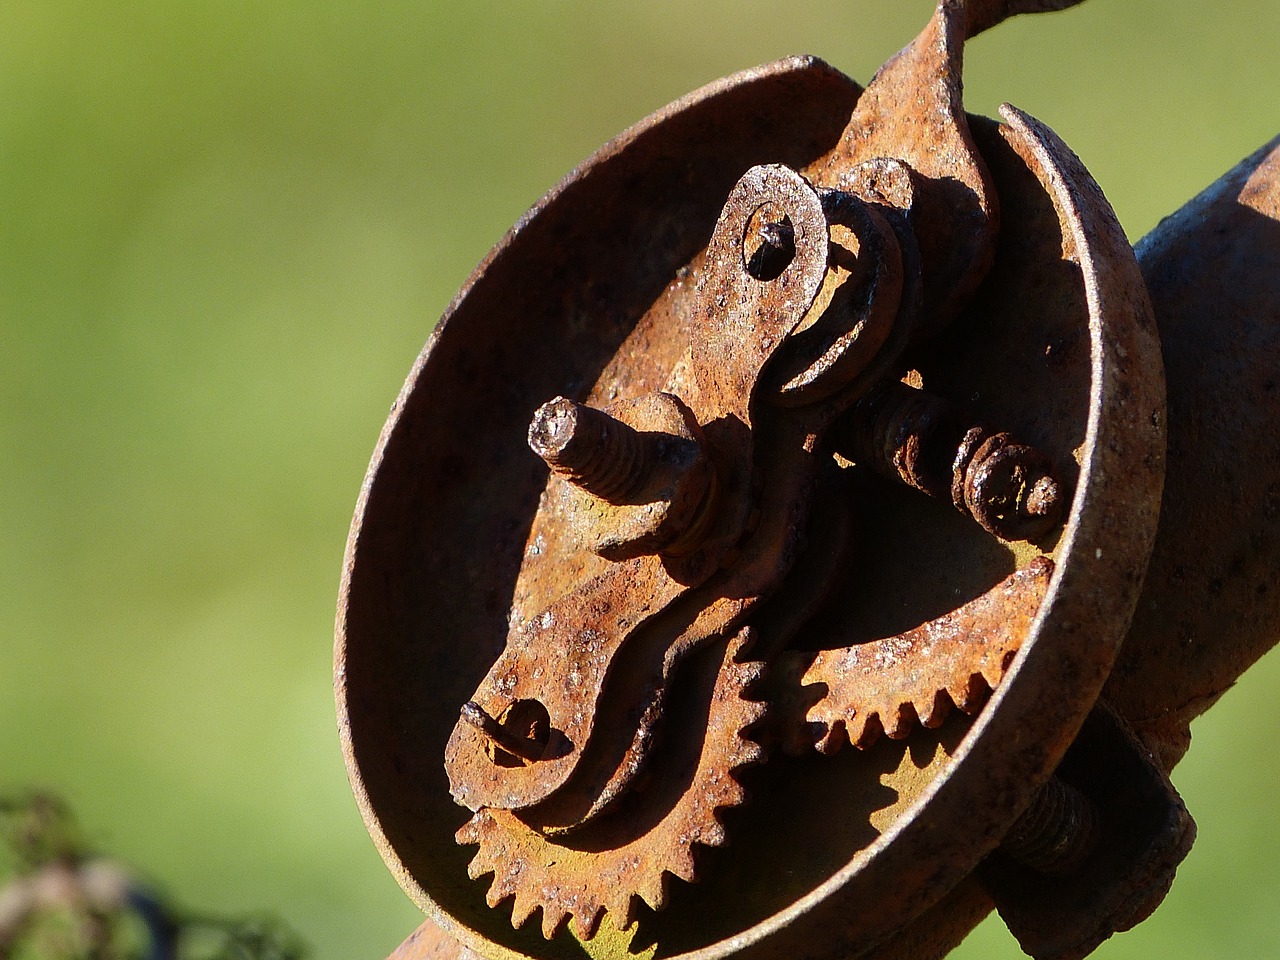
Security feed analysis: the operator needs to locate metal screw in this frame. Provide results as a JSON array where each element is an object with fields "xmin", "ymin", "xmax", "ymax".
[
  {"xmin": 1002, "ymin": 774, "xmax": 1099, "ymax": 875},
  {"xmin": 836, "ymin": 380, "xmax": 1065, "ymax": 542},
  {"xmin": 839, "ymin": 379, "xmax": 961, "ymax": 500},
  {"xmin": 955, "ymin": 430, "xmax": 1064, "ymax": 542},
  {"xmin": 528, "ymin": 397, "xmax": 649, "ymax": 503}
]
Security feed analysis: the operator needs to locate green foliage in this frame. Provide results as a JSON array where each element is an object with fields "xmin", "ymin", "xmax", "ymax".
[
  {"xmin": 0, "ymin": 795, "xmax": 82, "ymax": 875},
  {"xmin": 166, "ymin": 917, "xmax": 307, "ymax": 960},
  {"xmin": 0, "ymin": 796, "xmax": 307, "ymax": 960}
]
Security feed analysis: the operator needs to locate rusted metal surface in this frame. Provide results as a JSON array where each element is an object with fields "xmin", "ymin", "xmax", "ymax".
[
  {"xmin": 437, "ymin": 0, "xmax": 1076, "ymax": 939},
  {"xmin": 526, "ymin": 394, "xmax": 715, "ymax": 561},
  {"xmin": 815, "ymin": 0, "xmax": 995, "ymax": 337},
  {"xmin": 1105, "ymin": 135, "xmax": 1280, "ymax": 770},
  {"xmin": 456, "ymin": 631, "xmax": 767, "ymax": 939},
  {"xmin": 836, "ymin": 380, "xmax": 1066, "ymax": 541},
  {"xmin": 774, "ymin": 558, "xmax": 1054, "ymax": 752},
  {"xmin": 1001, "ymin": 774, "xmax": 1100, "ymax": 876},
  {"xmin": 388, "ymin": 918, "xmax": 479, "ymax": 960},
  {"xmin": 336, "ymin": 51, "xmax": 865, "ymax": 959},
  {"xmin": 339, "ymin": 2, "xmax": 1280, "ymax": 960},
  {"xmin": 441, "ymin": 161, "xmax": 853, "ymax": 822},
  {"xmin": 960, "ymin": 0, "xmax": 1088, "ymax": 37},
  {"xmin": 980, "ymin": 704, "xmax": 1196, "ymax": 960}
]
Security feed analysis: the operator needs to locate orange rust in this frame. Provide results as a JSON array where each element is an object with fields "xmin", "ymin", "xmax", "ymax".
[{"xmin": 777, "ymin": 558, "xmax": 1054, "ymax": 753}]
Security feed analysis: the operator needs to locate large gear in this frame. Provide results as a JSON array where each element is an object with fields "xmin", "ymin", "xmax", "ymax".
[{"xmin": 456, "ymin": 629, "xmax": 767, "ymax": 940}]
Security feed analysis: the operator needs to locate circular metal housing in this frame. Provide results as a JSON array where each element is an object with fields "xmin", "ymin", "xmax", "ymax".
[{"xmin": 336, "ymin": 56, "xmax": 1164, "ymax": 960}]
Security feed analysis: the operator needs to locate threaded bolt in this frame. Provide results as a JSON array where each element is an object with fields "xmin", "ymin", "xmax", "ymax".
[
  {"xmin": 1002, "ymin": 775, "xmax": 1099, "ymax": 874},
  {"xmin": 841, "ymin": 379, "xmax": 963, "ymax": 499},
  {"xmin": 956, "ymin": 431, "xmax": 1064, "ymax": 542},
  {"xmin": 528, "ymin": 397, "xmax": 649, "ymax": 503},
  {"xmin": 836, "ymin": 381, "xmax": 1065, "ymax": 542}
]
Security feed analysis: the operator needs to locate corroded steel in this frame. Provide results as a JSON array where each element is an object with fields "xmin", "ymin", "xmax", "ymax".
[
  {"xmin": 1106, "ymin": 136, "xmax": 1280, "ymax": 770},
  {"xmin": 438, "ymin": 0, "xmax": 1055, "ymax": 929},
  {"xmin": 526, "ymin": 393, "xmax": 715, "ymax": 561},
  {"xmin": 1001, "ymin": 774, "xmax": 1100, "ymax": 876},
  {"xmin": 836, "ymin": 380, "xmax": 1066, "ymax": 541},
  {"xmin": 336, "ymin": 1, "xmax": 1280, "ymax": 959},
  {"xmin": 775, "ymin": 558, "xmax": 1054, "ymax": 751},
  {"xmin": 813, "ymin": 0, "xmax": 995, "ymax": 338},
  {"xmin": 457, "ymin": 630, "xmax": 766, "ymax": 940}
]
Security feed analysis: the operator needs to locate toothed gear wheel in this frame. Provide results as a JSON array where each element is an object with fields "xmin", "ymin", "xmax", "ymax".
[
  {"xmin": 787, "ymin": 559, "xmax": 1053, "ymax": 754},
  {"xmin": 456, "ymin": 630, "xmax": 766, "ymax": 941}
]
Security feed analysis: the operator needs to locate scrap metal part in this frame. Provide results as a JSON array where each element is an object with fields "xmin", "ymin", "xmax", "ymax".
[
  {"xmin": 774, "ymin": 558, "xmax": 1055, "ymax": 753},
  {"xmin": 437, "ymin": 0, "xmax": 1080, "ymax": 938},
  {"xmin": 456, "ymin": 631, "xmax": 767, "ymax": 940},
  {"xmin": 334, "ymin": 3, "xmax": 1280, "ymax": 960}
]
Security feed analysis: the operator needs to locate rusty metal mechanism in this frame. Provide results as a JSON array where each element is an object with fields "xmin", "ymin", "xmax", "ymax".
[{"xmin": 335, "ymin": 1, "xmax": 1280, "ymax": 958}]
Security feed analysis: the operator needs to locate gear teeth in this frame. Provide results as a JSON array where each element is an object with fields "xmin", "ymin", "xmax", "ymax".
[
  {"xmin": 819, "ymin": 711, "xmax": 882, "ymax": 752},
  {"xmin": 951, "ymin": 672, "xmax": 991, "ymax": 714},
  {"xmin": 637, "ymin": 873, "xmax": 668, "ymax": 913},
  {"xmin": 813, "ymin": 718, "xmax": 842, "ymax": 755},
  {"xmin": 540, "ymin": 901, "xmax": 571, "ymax": 941},
  {"xmin": 853, "ymin": 714, "xmax": 883, "ymax": 749},
  {"xmin": 467, "ymin": 855, "xmax": 490, "ymax": 882},
  {"xmin": 699, "ymin": 819, "xmax": 728, "ymax": 847},
  {"xmin": 564, "ymin": 892, "xmax": 601, "ymax": 941},
  {"xmin": 570, "ymin": 907, "xmax": 604, "ymax": 942},
  {"xmin": 666, "ymin": 849, "xmax": 697, "ymax": 884},
  {"xmin": 483, "ymin": 878, "xmax": 509, "ymax": 909},
  {"xmin": 790, "ymin": 560, "xmax": 1053, "ymax": 755},
  {"xmin": 510, "ymin": 891, "xmax": 540, "ymax": 930},
  {"xmin": 916, "ymin": 689, "xmax": 953, "ymax": 729},
  {"xmin": 453, "ymin": 630, "xmax": 769, "ymax": 939},
  {"xmin": 488, "ymin": 869, "xmax": 523, "ymax": 909},
  {"xmin": 882, "ymin": 702, "xmax": 918, "ymax": 740},
  {"xmin": 604, "ymin": 891, "xmax": 634, "ymax": 931},
  {"xmin": 456, "ymin": 817, "xmax": 480, "ymax": 846},
  {"xmin": 982, "ymin": 651, "xmax": 1014, "ymax": 690},
  {"xmin": 856, "ymin": 712, "xmax": 884, "ymax": 749}
]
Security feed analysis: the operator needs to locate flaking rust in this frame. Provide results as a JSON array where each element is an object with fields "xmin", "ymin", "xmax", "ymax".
[{"xmin": 336, "ymin": 2, "xmax": 1280, "ymax": 959}]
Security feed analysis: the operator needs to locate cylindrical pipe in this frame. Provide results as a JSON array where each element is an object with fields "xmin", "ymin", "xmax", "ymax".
[{"xmin": 1106, "ymin": 136, "xmax": 1280, "ymax": 770}]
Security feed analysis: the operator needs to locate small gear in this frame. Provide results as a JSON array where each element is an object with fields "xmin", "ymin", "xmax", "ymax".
[
  {"xmin": 456, "ymin": 629, "xmax": 767, "ymax": 940},
  {"xmin": 775, "ymin": 558, "xmax": 1053, "ymax": 754}
]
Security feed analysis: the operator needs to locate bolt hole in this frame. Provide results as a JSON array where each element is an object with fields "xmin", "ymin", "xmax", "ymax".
[{"xmin": 743, "ymin": 204, "xmax": 795, "ymax": 282}]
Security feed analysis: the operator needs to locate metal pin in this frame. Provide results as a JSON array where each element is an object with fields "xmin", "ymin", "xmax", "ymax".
[{"xmin": 460, "ymin": 702, "xmax": 547, "ymax": 763}]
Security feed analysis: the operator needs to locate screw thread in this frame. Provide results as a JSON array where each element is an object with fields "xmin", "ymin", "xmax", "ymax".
[
  {"xmin": 841, "ymin": 380, "xmax": 962, "ymax": 499},
  {"xmin": 957, "ymin": 431, "xmax": 1064, "ymax": 541},
  {"xmin": 837, "ymin": 381, "xmax": 1064, "ymax": 542},
  {"xmin": 528, "ymin": 397, "xmax": 649, "ymax": 503},
  {"xmin": 1003, "ymin": 775, "xmax": 1099, "ymax": 875}
]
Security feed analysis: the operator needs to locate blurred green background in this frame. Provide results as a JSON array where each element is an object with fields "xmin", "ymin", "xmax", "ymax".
[{"xmin": 2, "ymin": 1, "xmax": 1279, "ymax": 958}]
